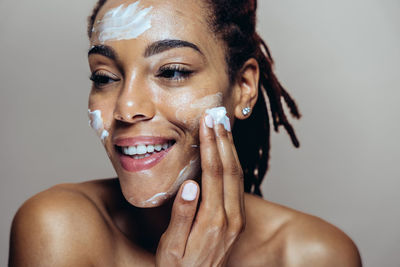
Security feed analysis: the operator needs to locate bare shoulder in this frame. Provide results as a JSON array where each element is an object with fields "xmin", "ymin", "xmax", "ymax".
[
  {"xmin": 9, "ymin": 179, "xmax": 118, "ymax": 267},
  {"xmin": 232, "ymin": 194, "xmax": 362, "ymax": 267}
]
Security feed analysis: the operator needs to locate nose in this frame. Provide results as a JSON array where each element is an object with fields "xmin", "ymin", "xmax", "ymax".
[{"xmin": 113, "ymin": 73, "xmax": 156, "ymax": 123}]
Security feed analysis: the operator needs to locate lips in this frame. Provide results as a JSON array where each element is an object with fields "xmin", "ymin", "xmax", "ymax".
[{"xmin": 114, "ymin": 136, "xmax": 175, "ymax": 172}]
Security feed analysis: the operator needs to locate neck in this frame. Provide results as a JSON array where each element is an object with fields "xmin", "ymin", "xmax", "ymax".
[{"xmin": 120, "ymin": 195, "xmax": 175, "ymax": 253}]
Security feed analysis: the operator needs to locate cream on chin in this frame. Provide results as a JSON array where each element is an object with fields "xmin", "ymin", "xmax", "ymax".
[{"xmin": 138, "ymin": 156, "xmax": 201, "ymax": 207}]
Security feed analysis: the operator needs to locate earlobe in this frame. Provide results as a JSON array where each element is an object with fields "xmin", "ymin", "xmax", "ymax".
[{"xmin": 234, "ymin": 58, "xmax": 260, "ymax": 120}]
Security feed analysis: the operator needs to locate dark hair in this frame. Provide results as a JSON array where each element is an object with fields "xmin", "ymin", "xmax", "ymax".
[{"xmin": 87, "ymin": 0, "xmax": 301, "ymax": 196}]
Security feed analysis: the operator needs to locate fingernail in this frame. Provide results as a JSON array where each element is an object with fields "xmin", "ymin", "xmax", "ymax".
[
  {"xmin": 205, "ymin": 114, "xmax": 214, "ymax": 129},
  {"xmin": 223, "ymin": 116, "xmax": 231, "ymax": 132},
  {"xmin": 181, "ymin": 182, "xmax": 198, "ymax": 201}
]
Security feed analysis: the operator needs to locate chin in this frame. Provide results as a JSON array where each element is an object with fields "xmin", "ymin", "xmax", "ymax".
[{"xmin": 117, "ymin": 156, "xmax": 201, "ymax": 208}]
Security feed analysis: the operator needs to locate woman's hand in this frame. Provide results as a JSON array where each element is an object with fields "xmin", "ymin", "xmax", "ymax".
[{"xmin": 155, "ymin": 111, "xmax": 245, "ymax": 266}]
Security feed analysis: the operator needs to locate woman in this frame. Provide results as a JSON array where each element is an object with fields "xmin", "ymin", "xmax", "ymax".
[{"xmin": 9, "ymin": 0, "xmax": 361, "ymax": 266}]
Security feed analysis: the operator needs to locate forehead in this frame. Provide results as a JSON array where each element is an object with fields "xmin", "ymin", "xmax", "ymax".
[
  {"xmin": 94, "ymin": 0, "xmax": 212, "ymax": 41},
  {"xmin": 91, "ymin": 0, "xmax": 227, "ymax": 73}
]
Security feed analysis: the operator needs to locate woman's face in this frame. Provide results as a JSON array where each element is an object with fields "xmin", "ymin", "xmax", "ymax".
[{"xmin": 88, "ymin": 0, "xmax": 238, "ymax": 207}]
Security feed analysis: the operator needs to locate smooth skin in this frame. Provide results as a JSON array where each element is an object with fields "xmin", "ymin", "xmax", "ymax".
[
  {"xmin": 9, "ymin": 121, "xmax": 362, "ymax": 266},
  {"xmin": 9, "ymin": 118, "xmax": 362, "ymax": 266},
  {"xmin": 9, "ymin": 0, "xmax": 362, "ymax": 266}
]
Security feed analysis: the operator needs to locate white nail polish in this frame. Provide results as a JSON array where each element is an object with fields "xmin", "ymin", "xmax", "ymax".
[
  {"xmin": 181, "ymin": 182, "xmax": 198, "ymax": 201},
  {"xmin": 205, "ymin": 114, "xmax": 214, "ymax": 128}
]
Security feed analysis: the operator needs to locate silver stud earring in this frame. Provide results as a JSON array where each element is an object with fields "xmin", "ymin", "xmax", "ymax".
[{"xmin": 242, "ymin": 107, "xmax": 251, "ymax": 116}]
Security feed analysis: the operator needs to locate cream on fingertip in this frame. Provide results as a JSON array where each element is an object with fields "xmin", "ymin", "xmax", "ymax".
[
  {"xmin": 181, "ymin": 182, "xmax": 198, "ymax": 201},
  {"xmin": 205, "ymin": 114, "xmax": 214, "ymax": 128},
  {"xmin": 205, "ymin": 106, "xmax": 231, "ymax": 132}
]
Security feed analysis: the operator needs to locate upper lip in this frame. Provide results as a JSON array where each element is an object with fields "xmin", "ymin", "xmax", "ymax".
[{"xmin": 113, "ymin": 136, "xmax": 174, "ymax": 147}]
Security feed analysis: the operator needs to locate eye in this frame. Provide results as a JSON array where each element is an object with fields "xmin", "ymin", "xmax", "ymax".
[
  {"xmin": 156, "ymin": 64, "xmax": 193, "ymax": 82},
  {"xmin": 90, "ymin": 71, "xmax": 119, "ymax": 89}
]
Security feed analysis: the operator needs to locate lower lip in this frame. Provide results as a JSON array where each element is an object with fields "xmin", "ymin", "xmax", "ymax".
[{"xmin": 118, "ymin": 146, "xmax": 173, "ymax": 172}]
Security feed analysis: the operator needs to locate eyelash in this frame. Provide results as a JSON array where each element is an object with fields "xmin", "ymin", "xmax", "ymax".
[
  {"xmin": 90, "ymin": 72, "xmax": 119, "ymax": 88},
  {"xmin": 156, "ymin": 64, "xmax": 194, "ymax": 82},
  {"xmin": 90, "ymin": 64, "xmax": 193, "ymax": 88}
]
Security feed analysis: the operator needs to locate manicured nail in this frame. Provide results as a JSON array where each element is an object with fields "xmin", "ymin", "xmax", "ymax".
[
  {"xmin": 205, "ymin": 114, "xmax": 214, "ymax": 129},
  {"xmin": 223, "ymin": 116, "xmax": 231, "ymax": 132},
  {"xmin": 181, "ymin": 182, "xmax": 198, "ymax": 201}
]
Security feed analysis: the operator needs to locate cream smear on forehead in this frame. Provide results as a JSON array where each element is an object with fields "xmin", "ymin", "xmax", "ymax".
[
  {"xmin": 140, "ymin": 157, "xmax": 201, "ymax": 206},
  {"xmin": 88, "ymin": 109, "xmax": 109, "ymax": 143},
  {"xmin": 175, "ymin": 92, "xmax": 223, "ymax": 129},
  {"xmin": 93, "ymin": 1, "xmax": 153, "ymax": 43}
]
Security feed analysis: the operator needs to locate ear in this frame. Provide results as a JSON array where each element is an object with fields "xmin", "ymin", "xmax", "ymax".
[{"xmin": 233, "ymin": 58, "xmax": 259, "ymax": 120}]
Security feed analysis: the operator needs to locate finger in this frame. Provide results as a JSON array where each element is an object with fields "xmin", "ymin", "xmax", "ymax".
[
  {"xmin": 227, "ymin": 129, "xmax": 241, "ymax": 168},
  {"xmin": 199, "ymin": 113, "xmax": 225, "ymax": 213},
  {"xmin": 157, "ymin": 181, "xmax": 199, "ymax": 259},
  {"xmin": 213, "ymin": 116, "xmax": 245, "ymax": 220}
]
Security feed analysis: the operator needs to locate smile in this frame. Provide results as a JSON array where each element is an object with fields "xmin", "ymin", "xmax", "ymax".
[
  {"xmin": 118, "ymin": 141, "xmax": 174, "ymax": 159},
  {"xmin": 114, "ymin": 137, "xmax": 176, "ymax": 172}
]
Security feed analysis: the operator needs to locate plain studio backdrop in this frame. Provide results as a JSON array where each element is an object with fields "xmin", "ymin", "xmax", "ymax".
[{"xmin": 0, "ymin": 0, "xmax": 399, "ymax": 266}]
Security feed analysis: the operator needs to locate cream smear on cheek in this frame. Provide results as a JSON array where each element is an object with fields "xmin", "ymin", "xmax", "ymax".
[
  {"xmin": 175, "ymin": 92, "xmax": 223, "ymax": 130},
  {"xmin": 88, "ymin": 109, "xmax": 109, "ymax": 144},
  {"xmin": 92, "ymin": 1, "xmax": 153, "ymax": 43},
  {"xmin": 140, "ymin": 157, "xmax": 201, "ymax": 206},
  {"xmin": 141, "ymin": 106, "xmax": 231, "ymax": 206}
]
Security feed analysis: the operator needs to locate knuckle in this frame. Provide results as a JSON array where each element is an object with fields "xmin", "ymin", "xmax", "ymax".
[
  {"xmin": 201, "ymin": 130, "xmax": 216, "ymax": 143},
  {"xmin": 224, "ymin": 217, "xmax": 246, "ymax": 244},
  {"xmin": 210, "ymin": 213, "xmax": 228, "ymax": 232},
  {"xmin": 229, "ymin": 216, "xmax": 246, "ymax": 235},
  {"xmin": 224, "ymin": 162, "xmax": 243, "ymax": 177},
  {"xmin": 205, "ymin": 160, "xmax": 224, "ymax": 177},
  {"xmin": 174, "ymin": 205, "xmax": 195, "ymax": 222},
  {"xmin": 174, "ymin": 212, "xmax": 193, "ymax": 223},
  {"xmin": 165, "ymin": 249, "xmax": 182, "ymax": 261},
  {"xmin": 157, "ymin": 236, "xmax": 182, "ymax": 261}
]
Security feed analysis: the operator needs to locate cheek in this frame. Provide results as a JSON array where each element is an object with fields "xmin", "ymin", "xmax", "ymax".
[
  {"xmin": 173, "ymin": 92, "xmax": 224, "ymax": 130},
  {"xmin": 88, "ymin": 97, "xmax": 114, "ymax": 143},
  {"xmin": 88, "ymin": 109, "xmax": 109, "ymax": 143}
]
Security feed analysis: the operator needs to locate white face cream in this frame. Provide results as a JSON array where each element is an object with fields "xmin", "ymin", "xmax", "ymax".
[
  {"xmin": 88, "ymin": 109, "xmax": 109, "ymax": 143},
  {"xmin": 93, "ymin": 1, "xmax": 153, "ymax": 43},
  {"xmin": 140, "ymin": 157, "xmax": 201, "ymax": 206},
  {"xmin": 206, "ymin": 106, "xmax": 231, "ymax": 131},
  {"xmin": 175, "ymin": 92, "xmax": 223, "ymax": 130}
]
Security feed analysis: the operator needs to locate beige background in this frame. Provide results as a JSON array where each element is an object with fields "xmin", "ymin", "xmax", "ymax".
[{"xmin": 1, "ymin": 0, "xmax": 399, "ymax": 266}]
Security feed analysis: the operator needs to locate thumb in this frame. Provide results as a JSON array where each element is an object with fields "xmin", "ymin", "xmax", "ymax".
[{"xmin": 157, "ymin": 181, "xmax": 199, "ymax": 260}]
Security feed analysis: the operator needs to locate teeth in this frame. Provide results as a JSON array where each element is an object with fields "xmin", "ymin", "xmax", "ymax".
[
  {"xmin": 128, "ymin": 146, "xmax": 137, "ymax": 155},
  {"xmin": 120, "ymin": 142, "xmax": 173, "ymax": 156},
  {"xmin": 137, "ymin": 145, "xmax": 147, "ymax": 154},
  {"xmin": 147, "ymin": 145, "xmax": 155, "ymax": 153}
]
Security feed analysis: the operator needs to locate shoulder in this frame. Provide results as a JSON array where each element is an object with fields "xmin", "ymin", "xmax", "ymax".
[
  {"xmin": 9, "ymin": 180, "xmax": 117, "ymax": 267},
  {"xmin": 237, "ymin": 194, "xmax": 362, "ymax": 267}
]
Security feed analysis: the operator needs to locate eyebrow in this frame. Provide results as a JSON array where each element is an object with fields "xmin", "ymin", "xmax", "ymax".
[
  {"xmin": 88, "ymin": 39, "xmax": 203, "ymax": 60},
  {"xmin": 144, "ymin": 39, "xmax": 203, "ymax": 58},
  {"xmin": 88, "ymin": 45, "xmax": 117, "ymax": 60}
]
